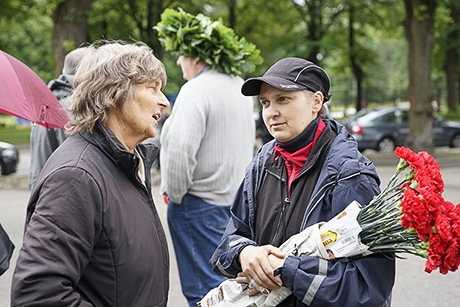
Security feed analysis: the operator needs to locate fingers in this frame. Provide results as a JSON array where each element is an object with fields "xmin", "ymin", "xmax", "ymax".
[
  {"xmin": 265, "ymin": 245, "xmax": 286, "ymax": 258},
  {"xmin": 236, "ymin": 272, "xmax": 271, "ymax": 296},
  {"xmin": 236, "ymin": 272, "xmax": 249, "ymax": 284},
  {"xmin": 246, "ymin": 288, "xmax": 260, "ymax": 296},
  {"xmin": 239, "ymin": 245, "xmax": 284, "ymax": 290}
]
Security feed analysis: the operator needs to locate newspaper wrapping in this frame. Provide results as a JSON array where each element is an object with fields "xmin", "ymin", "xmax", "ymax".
[{"xmin": 198, "ymin": 201, "xmax": 371, "ymax": 307}]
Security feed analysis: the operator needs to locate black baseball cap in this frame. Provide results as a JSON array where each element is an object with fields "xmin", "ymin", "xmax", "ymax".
[{"xmin": 241, "ymin": 57, "xmax": 331, "ymax": 102}]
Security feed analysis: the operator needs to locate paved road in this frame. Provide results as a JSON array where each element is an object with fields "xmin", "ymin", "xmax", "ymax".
[{"xmin": 1, "ymin": 147, "xmax": 460, "ymax": 306}]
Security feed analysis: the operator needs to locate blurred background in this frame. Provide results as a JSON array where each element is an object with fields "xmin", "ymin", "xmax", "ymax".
[{"xmin": 0, "ymin": 0, "xmax": 459, "ymax": 152}]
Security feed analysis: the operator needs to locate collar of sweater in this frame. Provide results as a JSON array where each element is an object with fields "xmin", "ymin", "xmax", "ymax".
[{"xmin": 274, "ymin": 117, "xmax": 325, "ymax": 190}]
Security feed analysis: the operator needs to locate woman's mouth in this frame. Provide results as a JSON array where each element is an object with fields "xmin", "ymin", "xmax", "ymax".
[{"xmin": 271, "ymin": 122, "xmax": 283, "ymax": 129}]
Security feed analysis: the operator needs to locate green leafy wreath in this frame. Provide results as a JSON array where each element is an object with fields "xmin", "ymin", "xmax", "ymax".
[{"xmin": 154, "ymin": 8, "xmax": 263, "ymax": 76}]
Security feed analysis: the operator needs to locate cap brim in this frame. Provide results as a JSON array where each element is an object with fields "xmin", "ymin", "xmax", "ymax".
[{"xmin": 241, "ymin": 76, "xmax": 308, "ymax": 96}]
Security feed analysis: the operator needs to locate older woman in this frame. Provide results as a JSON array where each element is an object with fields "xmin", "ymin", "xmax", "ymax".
[
  {"xmin": 210, "ymin": 57, "xmax": 395, "ymax": 306},
  {"xmin": 11, "ymin": 41, "xmax": 171, "ymax": 306}
]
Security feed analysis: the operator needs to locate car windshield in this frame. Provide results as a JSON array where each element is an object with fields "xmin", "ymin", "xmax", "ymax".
[
  {"xmin": 356, "ymin": 108, "xmax": 408, "ymax": 124},
  {"xmin": 354, "ymin": 109, "xmax": 383, "ymax": 124}
]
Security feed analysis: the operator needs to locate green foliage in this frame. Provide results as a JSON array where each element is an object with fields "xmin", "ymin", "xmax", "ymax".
[
  {"xmin": 88, "ymin": 0, "xmax": 139, "ymax": 42},
  {"xmin": 441, "ymin": 108, "xmax": 460, "ymax": 122},
  {"xmin": 0, "ymin": 127, "xmax": 31, "ymax": 145},
  {"xmin": 0, "ymin": 0, "xmax": 457, "ymax": 115},
  {"xmin": 154, "ymin": 7, "xmax": 263, "ymax": 76},
  {"xmin": 0, "ymin": 115, "xmax": 31, "ymax": 144},
  {"xmin": 0, "ymin": 13, "xmax": 54, "ymax": 82},
  {"xmin": 0, "ymin": 115, "xmax": 18, "ymax": 128}
]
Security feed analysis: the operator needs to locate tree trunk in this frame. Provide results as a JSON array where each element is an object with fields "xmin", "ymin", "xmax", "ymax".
[
  {"xmin": 293, "ymin": 1, "xmax": 323, "ymax": 64},
  {"xmin": 349, "ymin": 4, "xmax": 364, "ymax": 112},
  {"xmin": 51, "ymin": 0, "xmax": 93, "ymax": 77},
  {"xmin": 305, "ymin": 1, "xmax": 323, "ymax": 63},
  {"xmin": 446, "ymin": 2, "xmax": 460, "ymax": 113},
  {"xmin": 146, "ymin": 0, "xmax": 163, "ymax": 59},
  {"xmin": 403, "ymin": 0, "xmax": 436, "ymax": 153},
  {"xmin": 127, "ymin": 0, "xmax": 164, "ymax": 59},
  {"xmin": 446, "ymin": 49, "xmax": 459, "ymax": 113},
  {"xmin": 228, "ymin": 0, "xmax": 237, "ymax": 29}
]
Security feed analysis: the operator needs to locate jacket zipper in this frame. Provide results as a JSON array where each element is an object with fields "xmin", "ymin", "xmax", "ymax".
[
  {"xmin": 299, "ymin": 171, "xmax": 361, "ymax": 231},
  {"xmin": 266, "ymin": 153, "xmax": 319, "ymax": 244},
  {"xmin": 133, "ymin": 159, "xmax": 170, "ymax": 297},
  {"xmin": 265, "ymin": 162, "xmax": 287, "ymax": 244}
]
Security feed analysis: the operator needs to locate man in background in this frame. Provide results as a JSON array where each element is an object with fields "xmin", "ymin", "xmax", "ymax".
[
  {"xmin": 156, "ymin": 8, "xmax": 259, "ymax": 307},
  {"xmin": 28, "ymin": 47, "xmax": 88, "ymax": 190}
]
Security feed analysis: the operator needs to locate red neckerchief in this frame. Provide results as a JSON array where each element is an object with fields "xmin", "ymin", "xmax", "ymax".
[{"xmin": 274, "ymin": 118, "xmax": 325, "ymax": 192}]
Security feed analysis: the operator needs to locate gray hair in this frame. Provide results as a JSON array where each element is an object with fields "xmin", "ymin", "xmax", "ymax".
[
  {"xmin": 304, "ymin": 90, "xmax": 328, "ymax": 118},
  {"xmin": 63, "ymin": 47, "xmax": 90, "ymax": 75},
  {"xmin": 66, "ymin": 40, "xmax": 167, "ymax": 134}
]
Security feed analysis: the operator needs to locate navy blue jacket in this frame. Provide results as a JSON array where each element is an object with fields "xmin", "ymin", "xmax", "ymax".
[{"xmin": 210, "ymin": 120, "xmax": 395, "ymax": 306}]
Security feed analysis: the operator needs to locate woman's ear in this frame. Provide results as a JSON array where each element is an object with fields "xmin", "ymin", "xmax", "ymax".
[{"xmin": 313, "ymin": 91, "xmax": 324, "ymax": 112}]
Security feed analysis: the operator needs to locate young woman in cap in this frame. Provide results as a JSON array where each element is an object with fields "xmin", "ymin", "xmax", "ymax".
[{"xmin": 210, "ymin": 57, "xmax": 395, "ymax": 306}]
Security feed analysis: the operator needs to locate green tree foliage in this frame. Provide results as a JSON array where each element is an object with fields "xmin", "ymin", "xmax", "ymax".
[
  {"xmin": 1, "ymin": 0, "xmax": 459, "ymax": 136},
  {"xmin": 0, "ymin": 0, "xmax": 55, "ymax": 82},
  {"xmin": 432, "ymin": 0, "xmax": 460, "ymax": 113}
]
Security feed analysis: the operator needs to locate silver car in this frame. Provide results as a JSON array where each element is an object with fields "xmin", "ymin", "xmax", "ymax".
[{"xmin": 342, "ymin": 107, "xmax": 460, "ymax": 152}]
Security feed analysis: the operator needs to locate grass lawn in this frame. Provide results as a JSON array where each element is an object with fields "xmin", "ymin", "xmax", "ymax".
[
  {"xmin": 0, "ymin": 114, "xmax": 31, "ymax": 144},
  {"xmin": 0, "ymin": 127, "xmax": 31, "ymax": 145}
]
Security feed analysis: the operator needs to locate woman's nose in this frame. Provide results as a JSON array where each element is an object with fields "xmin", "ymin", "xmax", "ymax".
[
  {"xmin": 264, "ymin": 105, "xmax": 279, "ymax": 118},
  {"xmin": 159, "ymin": 92, "xmax": 170, "ymax": 108}
]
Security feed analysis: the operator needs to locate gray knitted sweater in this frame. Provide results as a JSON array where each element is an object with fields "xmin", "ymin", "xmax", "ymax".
[{"xmin": 160, "ymin": 69, "xmax": 255, "ymax": 205}]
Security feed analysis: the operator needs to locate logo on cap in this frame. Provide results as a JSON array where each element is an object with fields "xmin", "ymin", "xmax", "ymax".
[{"xmin": 279, "ymin": 84, "xmax": 299, "ymax": 89}]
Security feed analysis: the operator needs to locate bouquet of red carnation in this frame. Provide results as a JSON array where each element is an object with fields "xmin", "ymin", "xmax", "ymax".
[
  {"xmin": 359, "ymin": 146, "xmax": 460, "ymax": 274},
  {"xmin": 198, "ymin": 147, "xmax": 459, "ymax": 307}
]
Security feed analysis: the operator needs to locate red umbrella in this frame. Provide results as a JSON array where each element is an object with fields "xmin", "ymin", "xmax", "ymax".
[{"xmin": 0, "ymin": 50, "xmax": 69, "ymax": 129}]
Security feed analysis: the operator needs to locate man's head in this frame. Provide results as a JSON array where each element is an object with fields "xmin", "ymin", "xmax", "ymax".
[
  {"xmin": 62, "ymin": 47, "xmax": 90, "ymax": 75},
  {"xmin": 155, "ymin": 8, "xmax": 262, "ymax": 76},
  {"xmin": 176, "ymin": 55, "xmax": 207, "ymax": 81}
]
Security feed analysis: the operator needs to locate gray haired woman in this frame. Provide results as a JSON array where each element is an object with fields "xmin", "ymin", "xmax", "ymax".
[{"xmin": 11, "ymin": 41, "xmax": 171, "ymax": 306}]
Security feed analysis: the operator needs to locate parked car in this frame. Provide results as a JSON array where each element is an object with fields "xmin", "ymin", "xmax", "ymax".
[
  {"xmin": 341, "ymin": 107, "xmax": 460, "ymax": 152},
  {"xmin": 0, "ymin": 141, "xmax": 19, "ymax": 176}
]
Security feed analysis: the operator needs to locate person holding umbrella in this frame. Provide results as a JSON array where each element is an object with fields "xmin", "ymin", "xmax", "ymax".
[
  {"xmin": 11, "ymin": 41, "xmax": 171, "ymax": 306},
  {"xmin": 28, "ymin": 46, "xmax": 89, "ymax": 190},
  {"xmin": 209, "ymin": 57, "xmax": 395, "ymax": 306}
]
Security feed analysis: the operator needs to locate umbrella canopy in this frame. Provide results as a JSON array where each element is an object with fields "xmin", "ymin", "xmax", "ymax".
[{"xmin": 0, "ymin": 50, "xmax": 69, "ymax": 129}]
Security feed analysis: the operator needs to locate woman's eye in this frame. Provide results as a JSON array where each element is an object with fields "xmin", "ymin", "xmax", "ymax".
[
  {"xmin": 260, "ymin": 100, "xmax": 269, "ymax": 107},
  {"xmin": 279, "ymin": 96, "xmax": 289, "ymax": 102}
]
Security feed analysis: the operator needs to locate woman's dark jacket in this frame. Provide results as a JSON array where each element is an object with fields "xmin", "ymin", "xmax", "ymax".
[
  {"xmin": 210, "ymin": 120, "xmax": 395, "ymax": 307},
  {"xmin": 11, "ymin": 123, "xmax": 169, "ymax": 307}
]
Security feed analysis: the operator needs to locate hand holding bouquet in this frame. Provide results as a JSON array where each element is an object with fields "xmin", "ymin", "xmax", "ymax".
[{"xmin": 198, "ymin": 147, "xmax": 460, "ymax": 307}]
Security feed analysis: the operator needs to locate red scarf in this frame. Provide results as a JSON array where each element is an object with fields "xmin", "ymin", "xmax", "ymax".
[{"xmin": 274, "ymin": 118, "xmax": 325, "ymax": 191}]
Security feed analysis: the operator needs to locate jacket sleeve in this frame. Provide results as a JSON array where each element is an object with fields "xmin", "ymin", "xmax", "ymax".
[
  {"xmin": 279, "ymin": 173, "xmax": 395, "ymax": 307},
  {"xmin": 11, "ymin": 167, "xmax": 102, "ymax": 307},
  {"xmin": 28, "ymin": 126, "xmax": 64, "ymax": 190},
  {"xmin": 159, "ymin": 87, "xmax": 208, "ymax": 204},
  {"xmin": 209, "ymin": 166, "xmax": 258, "ymax": 277},
  {"xmin": 282, "ymin": 253, "xmax": 394, "ymax": 307}
]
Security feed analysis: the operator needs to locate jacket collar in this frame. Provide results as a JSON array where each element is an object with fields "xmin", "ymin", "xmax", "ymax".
[
  {"xmin": 80, "ymin": 122, "xmax": 159, "ymax": 182},
  {"xmin": 275, "ymin": 117, "xmax": 321, "ymax": 153},
  {"xmin": 256, "ymin": 120, "xmax": 380, "ymax": 190}
]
